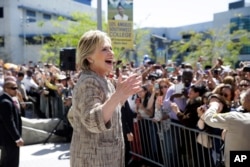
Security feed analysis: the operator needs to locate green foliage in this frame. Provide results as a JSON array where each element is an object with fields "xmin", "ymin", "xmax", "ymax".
[
  {"xmin": 39, "ymin": 12, "xmax": 97, "ymax": 63},
  {"xmin": 133, "ymin": 27, "xmax": 151, "ymax": 62},
  {"xmin": 36, "ymin": 12, "xmax": 150, "ymax": 66},
  {"xmin": 170, "ymin": 24, "xmax": 250, "ymax": 68}
]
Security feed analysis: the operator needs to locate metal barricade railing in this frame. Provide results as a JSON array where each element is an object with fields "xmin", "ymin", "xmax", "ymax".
[
  {"xmin": 40, "ymin": 93, "xmax": 65, "ymax": 119},
  {"xmin": 130, "ymin": 118, "xmax": 224, "ymax": 167},
  {"xmin": 20, "ymin": 102, "xmax": 35, "ymax": 118},
  {"xmin": 130, "ymin": 118, "xmax": 165, "ymax": 167}
]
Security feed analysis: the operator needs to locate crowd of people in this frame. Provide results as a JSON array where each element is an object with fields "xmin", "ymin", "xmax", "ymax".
[
  {"xmin": 1, "ymin": 29, "xmax": 250, "ymax": 167},
  {"xmin": 0, "ymin": 59, "xmax": 76, "ymax": 167}
]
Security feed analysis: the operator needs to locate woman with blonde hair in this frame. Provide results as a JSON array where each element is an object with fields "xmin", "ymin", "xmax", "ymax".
[{"xmin": 67, "ymin": 30, "xmax": 141, "ymax": 167}]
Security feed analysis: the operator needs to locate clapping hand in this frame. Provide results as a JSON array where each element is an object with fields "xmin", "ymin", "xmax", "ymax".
[{"xmin": 116, "ymin": 73, "xmax": 142, "ymax": 103}]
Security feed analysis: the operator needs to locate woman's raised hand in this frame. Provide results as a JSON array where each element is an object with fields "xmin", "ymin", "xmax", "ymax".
[{"xmin": 115, "ymin": 73, "xmax": 142, "ymax": 102}]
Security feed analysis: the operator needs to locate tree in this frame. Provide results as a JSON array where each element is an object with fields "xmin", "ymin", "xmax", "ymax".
[
  {"xmin": 39, "ymin": 12, "xmax": 99, "ymax": 64},
  {"xmin": 133, "ymin": 27, "xmax": 151, "ymax": 65},
  {"xmin": 170, "ymin": 24, "xmax": 250, "ymax": 68},
  {"xmin": 38, "ymin": 12, "xmax": 151, "ymax": 67}
]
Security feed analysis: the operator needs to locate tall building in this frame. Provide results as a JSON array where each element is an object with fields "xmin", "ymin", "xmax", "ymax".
[
  {"xmin": 0, "ymin": 0, "xmax": 95, "ymax": 64},
  {"xmin": 148, "ymin": 0, "xmax": 250, "ymax": 64}
]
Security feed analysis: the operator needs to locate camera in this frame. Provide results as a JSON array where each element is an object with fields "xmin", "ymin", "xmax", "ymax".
[
  {"xmin": 243, "ymin": 66, "xmax": 250, "ymax": 72},
  {"xmin": 213, "ymin": 69, "xmax": 220, "ymax": 75}
]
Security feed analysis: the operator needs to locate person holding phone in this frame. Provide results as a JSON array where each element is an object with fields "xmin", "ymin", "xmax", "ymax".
[
  {"xmin": 163, "ymin": 68, "xmax": 194, "ymax": 120},
  {"xmin": 153, "ymin": 78, "xmax": 173, "ymax": 122}
]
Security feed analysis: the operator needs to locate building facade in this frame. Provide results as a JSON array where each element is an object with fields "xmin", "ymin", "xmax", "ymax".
[
  {"xmin": 0, "ymin": 0, "xmax": 94, "ymax": 64},
  {"xmin": 1, "ymin": 0, "xmax": 250, "ymax": 65},
  {"xmin": 148, "ymin": 0, "xmax": 250, "ymax": 64}
]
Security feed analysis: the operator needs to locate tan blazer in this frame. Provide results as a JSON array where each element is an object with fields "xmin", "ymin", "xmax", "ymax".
[
  {"xmin": 68, "ymin": 71, "xmax": 124, "ymax": 167},
  {"xmin": 203, "ymin": 103, "xmax": 250, "ymax": 167}
]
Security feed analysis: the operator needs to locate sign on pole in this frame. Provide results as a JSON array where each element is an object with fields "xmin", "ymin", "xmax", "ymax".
[{"xmin": 107, "ymin": 0, "xmax": 133, "ymax": 49}]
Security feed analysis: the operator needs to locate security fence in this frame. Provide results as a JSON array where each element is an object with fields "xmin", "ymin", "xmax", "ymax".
[{"xmin": 130, "ymin": 118, "xmax": 224, "ymax": 167}]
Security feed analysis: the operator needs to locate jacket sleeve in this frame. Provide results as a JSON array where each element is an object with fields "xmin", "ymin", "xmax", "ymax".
[
  {"xmin": 0, "ymin": 100, "xmax": 21, "ymax": 142},
  {"xmin": 73, "ymin": 78, "xmax": 112, "ymax": 133},
  {"xmin": 202, "ymin": 101, "xmax": 230, "ymax": 130}
]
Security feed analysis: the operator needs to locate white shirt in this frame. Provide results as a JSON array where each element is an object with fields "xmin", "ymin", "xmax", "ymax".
[
  {"xmin": 22, "ymin": 75, "xmax": 39, "ymax": 92},
  {"xmin": 127, "ymin": 95, "xmax": 137, "ymax": 113},
  {"xmin": 0, "ymin": 76, "xmax": 4, "ymax": 95},
  {"xmin": 113, "ymin": 14, "xmax": 129, "ymax": 21}
]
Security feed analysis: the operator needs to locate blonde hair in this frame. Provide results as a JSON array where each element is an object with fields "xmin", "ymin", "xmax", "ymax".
[{"xmin": 76, "ymin": 30, "xmax": 111, "ymax": 71}]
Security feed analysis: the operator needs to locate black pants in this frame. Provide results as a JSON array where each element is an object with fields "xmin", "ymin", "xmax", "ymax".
[{"xmin": 0, "ymin": 145, "xmax": 20, "ymax": 167}]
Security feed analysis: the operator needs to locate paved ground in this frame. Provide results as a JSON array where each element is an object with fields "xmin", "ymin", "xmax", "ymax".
[
  {"xmin": 20, "ymin": 142, "xmax": 70, "ymax": 167},
  {"xmin": 19, "ymin": 142, "xmax": 155, "ymax": 167}
]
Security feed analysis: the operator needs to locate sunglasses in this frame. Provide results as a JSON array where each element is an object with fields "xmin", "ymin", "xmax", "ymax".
[
  {"xmin": 240, "ymin": 84, "xmax": 249, "ymax": 87},
  {"xmin": 160, "ymin": 85, "xmax": 168, "ymax": 89},
  {"xmin": 8, "ymin": 87, "xmax": 18, "ymax": 90}
]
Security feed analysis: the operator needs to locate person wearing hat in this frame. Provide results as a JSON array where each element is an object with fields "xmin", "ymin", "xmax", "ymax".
[{"xmin": 0, "ymin": 77, "xmax": 24, "ymax": 167}]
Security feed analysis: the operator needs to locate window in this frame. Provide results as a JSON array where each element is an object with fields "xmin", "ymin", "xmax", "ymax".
[
  {"xmin": 230, "ymin": 16, "xmax": 250, "ymax": 33},
  {"xmin": 241, "ymin": 46, "xmax": 250, "ymax": 54},
  {"xmin": 0, "ymin": 7, "xmax": 3, "ymax": 18},
  {"xmin": 43, "ymin": 14, "xmax": 51, "ymax": 20},
  {"xmin": 26, "ymin": 10, "xmax": 36, "ymax": 22},
  {"xmin": 0, "ymin": 36, "xmax": 4, "ymax": 47}
]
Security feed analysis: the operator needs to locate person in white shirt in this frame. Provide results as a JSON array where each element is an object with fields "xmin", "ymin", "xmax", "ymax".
[
  {"xmin": 21, "ymin": 69, "xmax": 39, "ymax": 93},
  {"xmin": 112, "ymin": 4, "xmax": 129, "ymax": 21},
  {"xmin": 22, "ymin": 69, "xmax": 44, "ymax": 118}
]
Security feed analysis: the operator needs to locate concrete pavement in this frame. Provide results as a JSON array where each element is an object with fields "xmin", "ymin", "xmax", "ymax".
[{"xmin": 20, "ymin": 142, "xmax": 70, "ymax": 167}]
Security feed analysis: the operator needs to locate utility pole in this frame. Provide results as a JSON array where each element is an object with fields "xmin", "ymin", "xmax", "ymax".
[
  {"xmin": 97, "ymin": 0, "xmax": 102, "ymax": 31},
  {"xmin": 21, "ymin": 17, "xmax": 29, "ymax": 64}
]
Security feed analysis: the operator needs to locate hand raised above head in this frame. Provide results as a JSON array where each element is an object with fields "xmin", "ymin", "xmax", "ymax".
[{"xmin": 209, "ymin": 97, "xmax": 224, "ymax": 113}]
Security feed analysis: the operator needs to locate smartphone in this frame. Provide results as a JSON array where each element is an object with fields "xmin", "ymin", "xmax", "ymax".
[
  {"xmin": 175, "ymin": 83, "xmax": 184, "ymax": 94},
  {"xmin": 196, "ymin": 62, "xmax": 201, "ymax": 69},
  {"xmin": 153, "ymin": 64, "xmax": 161, "ymax": 69},
  {"xmin": 116, "ymin": 60, "xmax": 122, "ymax": 65},
  {"xmin": 166, "ymin": 67, "xmax": 175, "ymax": 72},
  {"xmin": 243, "ymin": 66, "xmax": 250, "ymax": 72},
  {"xmin": 154, "ymin": 83, "xmax": 159, "ymax": 89}
]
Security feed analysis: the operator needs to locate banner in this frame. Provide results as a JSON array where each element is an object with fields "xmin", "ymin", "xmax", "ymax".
[{"xmin": 107, "ymin": 0, "xmax": 133, "ymax": 49}]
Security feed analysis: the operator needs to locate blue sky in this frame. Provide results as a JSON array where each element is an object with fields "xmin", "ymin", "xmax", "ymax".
[{"xmin": 91, "ymin": 0, "xmax": 238, "ymax": 27}]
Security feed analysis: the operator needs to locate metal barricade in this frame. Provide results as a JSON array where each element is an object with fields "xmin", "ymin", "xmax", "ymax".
[
  {"xmin": 130, "ymin": 118, "xmax": 165, "ymax": 167},
  {"xmin": 130, "ymin": 118, "xmax": 224, "ymax": 167},
  {"xmin": 20, "ymin": 102, "xmax": 35, "ymax": 118}
]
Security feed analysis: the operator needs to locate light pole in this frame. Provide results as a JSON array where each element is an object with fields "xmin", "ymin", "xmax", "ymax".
[
  {"xmin": 21, "ymin": 17, "xmax": 29, "ymax": 64},
  {"xmin": 151, "ymin": 34, "xmax": 171, "ymax": 64},
  {"xmin": 163, "ymin": 38, "xmax": 171, "ymax": 64},
  {"xmin": 97, "ymin": 0, "xmax": 102, "ymax": 31}
]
